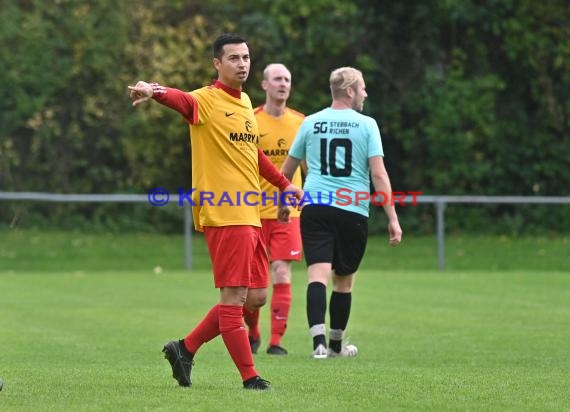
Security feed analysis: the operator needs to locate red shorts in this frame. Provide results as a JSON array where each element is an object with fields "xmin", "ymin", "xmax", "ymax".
[
  {"xmin": 261, "ymin": 217, "xmax": 302, "ymax": 262},
  {"xmin": 204, "ymin": 225, "xmax": 269, "ymax": 289}
]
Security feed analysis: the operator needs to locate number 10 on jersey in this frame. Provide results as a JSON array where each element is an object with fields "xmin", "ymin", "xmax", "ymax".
[{"xmin": 320, "ymin": 138, "xmax": 353, "ymax": 177}]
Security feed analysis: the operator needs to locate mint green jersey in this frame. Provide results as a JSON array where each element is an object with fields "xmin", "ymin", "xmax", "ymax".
[{"xmin": 289, "ymin": 107, "xmax": 384, "ymax": 217}]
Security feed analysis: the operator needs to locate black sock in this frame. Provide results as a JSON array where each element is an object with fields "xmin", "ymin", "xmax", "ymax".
[
  {"xmin": 307, "ymin": 282, "xmax": 327, "ymax": 348},
  {"xmin": 329, "ymin": 291, "xmax": 351, "ymax": 352},
  {"xmin": 313, "ymin": 334, "xmax": 326, "ymax": 348}
]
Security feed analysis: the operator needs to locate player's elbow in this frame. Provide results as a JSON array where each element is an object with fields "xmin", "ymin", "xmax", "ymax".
[{"xmin": 371, "ymin": 169, "xmax": 388, "ymax": 182}]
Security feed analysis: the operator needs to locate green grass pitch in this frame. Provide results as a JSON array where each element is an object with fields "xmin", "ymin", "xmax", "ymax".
[{"xmin": 0, "ymin": 232, "xmax": 569, "ymax": 411}]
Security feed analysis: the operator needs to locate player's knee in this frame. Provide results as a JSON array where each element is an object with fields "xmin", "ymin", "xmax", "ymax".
[
  {"xmin": 255, "ymin": 294, "xmax": 268, "ymax": 308},
  {"xmin": 272, "ymin": 263, "xmax": 291, "ymax": 284},
  {"xmin": 332, "ymin": 275, "xmax": 354, "ymax": 293},
  {"xmin": 246, "ymin": 292, "xmax": 267, "ymax": 309}
]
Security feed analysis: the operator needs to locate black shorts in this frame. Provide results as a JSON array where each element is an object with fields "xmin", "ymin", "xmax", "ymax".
[{"xmin": 300, "ymin": 205, "xmax": 368, "ymax": 276}]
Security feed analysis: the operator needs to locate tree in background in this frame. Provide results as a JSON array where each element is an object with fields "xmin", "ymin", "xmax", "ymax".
[{"xmin": 1, "ymin": 0, "xmax": 568, "ymax": 234}]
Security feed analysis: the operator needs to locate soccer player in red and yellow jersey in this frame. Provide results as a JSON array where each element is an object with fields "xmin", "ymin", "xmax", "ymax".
[
  {"xmin": 243, "ymin": 64, "xmax": 305, "ymax": 356},
  {"xmin": 129, "ymin": 34, "xmax": 303, "ymax": 390}
]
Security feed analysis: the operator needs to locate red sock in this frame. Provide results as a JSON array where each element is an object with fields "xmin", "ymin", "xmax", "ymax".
[
  {"xmin": 184, "ymin": 304, "xmax": 220, "ymax": 354},
  {"xmin": 220, "ymin": 305, "xmax": 258, "ymax": 381},
  {"xmin": 270, "ymin": 283, "xmax": 292, "ymax": 346},
  {"xmin": 242, "ymin": 307, "xmax": 260, "ymax": 341}
]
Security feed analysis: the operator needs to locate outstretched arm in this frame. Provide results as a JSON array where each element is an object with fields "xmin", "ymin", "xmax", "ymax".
[{"xmin": 128, "ymin": 81, "xmax": 197, "ymax": 124}]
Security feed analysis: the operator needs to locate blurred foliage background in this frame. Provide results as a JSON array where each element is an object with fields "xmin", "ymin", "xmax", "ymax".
[{"xmin": 1, "ymin": 0, "xmax": 569, "ymax": 234}]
